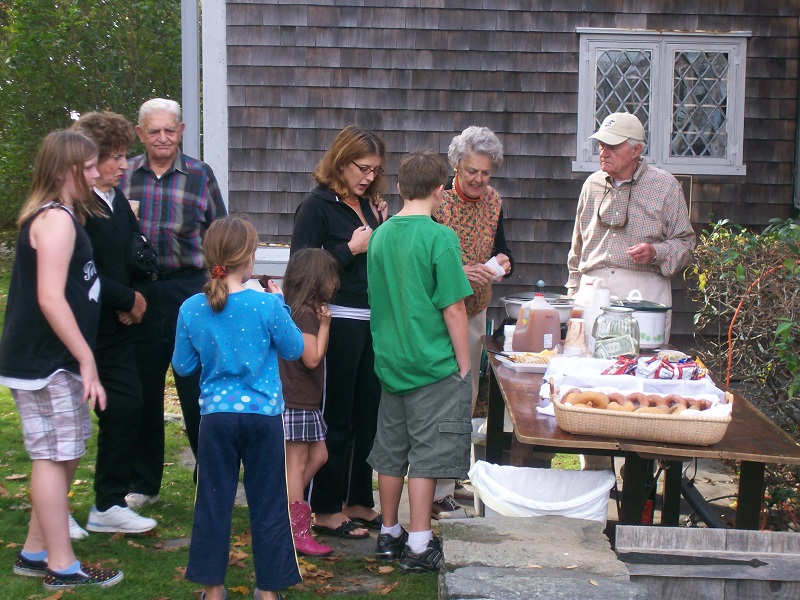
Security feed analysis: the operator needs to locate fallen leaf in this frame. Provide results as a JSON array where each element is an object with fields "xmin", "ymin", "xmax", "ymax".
[
  {"xmin": 565, "ymin": 565, "xmax": 578, "ymax": 569},
  {"xmin": 6, "ymin": 542, "xmax": 21, "ymax": 548},
  {"xmin": 127, "ymin": 540, "xmax": 144, "ymax": 549},
  {"xmin": 378, "ymin": 582, "xmax": 399, "ymax": 595},
  {"xmin": 72, "ymin": 479, "xmax": 88, "ymax": 486},
  {"xmin": 0, "ymin": 483, "xmax": 9, "ymax": 497},
  {"xmin": 377, "ymin": 565, "xmax": 394, "ymax": 574},
  {"xmin": 229, "ymin": 585, "xmax": 250, "ymax": 596},
  {"xmin": 363, "ymin": 557, "xmax": 377, "ymax": 563},
  {"xmin": 589, "ymin": 579, "xmax": 598, "ymax": 586},
  {"xmin": 320, "ymin": 556, "xmax": 341, "ymax": 563},
  {"xmin": 5, "ymin": 473, "xmax": 27, "ymax": 481},
  {"xmin": 43, "ymin": 590, "xmax": 65, "ymax": 600},
  {"xmin": 85, "ymin": 558, "xmax": 120, "ymax": 569},
  {"xmin": 229, "ymin": 550, "xmax": 249, "ymax": 561},
  {"xmin": 164, "ymin": 462, "xmax": 175, "ymax": 466},
  {"xmin": 526, "ymin": 563, "xmax": 543, "ymax": 568}
]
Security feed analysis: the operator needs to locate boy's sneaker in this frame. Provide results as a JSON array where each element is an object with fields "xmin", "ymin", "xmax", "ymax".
[
  {"xmin": 86, "ymin": 505, "xmax": 157, "ymax": 533},
  {"xmin": 124, "ymin": 493, "xmax": 159, "ymax": 509},
  {"xmin": 13, "ymin": 552, "xmax": 48, "ymax": 577},
  {"xmin": 375, "ymin": 528, "xmax": 408, "ymax": 560},
  {"xmin": 68, "ymin": 514, "xmax": 89, "ymax": 540},
  {"xmin": 399, "ymin": 535, "xmax": 445, "ymax": 573},
  {"xmin": 43, "ymin": 564, "xmax": 123, "ymax": 589},
  {"xmin": 431, "ymin": 495, "xmax": 473, "ymax": 520}
]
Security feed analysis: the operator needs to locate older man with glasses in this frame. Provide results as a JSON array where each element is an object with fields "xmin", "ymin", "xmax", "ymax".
[{"xmin": 567, "ymin": 112, "xmax": 695, "ymax": 344}]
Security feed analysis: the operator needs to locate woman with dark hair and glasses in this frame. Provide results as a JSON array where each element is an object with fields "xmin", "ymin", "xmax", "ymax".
[
  {"xmin": 567, "ymin": 112, "xmax": 695, "ymax": 344},
  {"xmin": 291, "ymin": 126, "xmax": 387, "ymax": 540}
]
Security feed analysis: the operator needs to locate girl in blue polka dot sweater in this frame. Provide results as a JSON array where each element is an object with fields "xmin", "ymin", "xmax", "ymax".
[{"xmin": 172, "ymin": 216, "xmax": 304, "ymax": 600}]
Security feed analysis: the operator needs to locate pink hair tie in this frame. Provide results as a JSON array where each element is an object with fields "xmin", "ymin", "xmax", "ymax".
[{"xmin": 210, "ymin": 265, "xmax": 227, "ymax": 279}]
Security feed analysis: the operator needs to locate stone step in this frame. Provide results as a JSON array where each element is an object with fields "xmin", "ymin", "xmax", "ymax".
[{"xmin": 440, "ymin": 515, "xmax": 646, "ymax": 600}]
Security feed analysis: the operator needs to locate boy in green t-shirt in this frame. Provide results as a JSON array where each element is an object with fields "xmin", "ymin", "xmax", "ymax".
[{"xmin": 367, "ymin": 150, "xmax": 473, "ymax": 573}]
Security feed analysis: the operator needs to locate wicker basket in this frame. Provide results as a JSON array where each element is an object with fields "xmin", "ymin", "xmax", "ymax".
[{"xmin": 552, "ymin": 392, "xmax": 732, "ymax": 446}]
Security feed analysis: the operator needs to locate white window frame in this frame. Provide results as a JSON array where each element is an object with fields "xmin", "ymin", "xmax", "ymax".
[{"xmin": 573, "ymin": 29, "xmax": 749, "ymax": 176}]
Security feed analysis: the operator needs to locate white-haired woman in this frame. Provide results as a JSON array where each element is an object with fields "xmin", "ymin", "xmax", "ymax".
[{"xmin": 432, "ymin": 125, "xmax": 514, "ymax": 519}]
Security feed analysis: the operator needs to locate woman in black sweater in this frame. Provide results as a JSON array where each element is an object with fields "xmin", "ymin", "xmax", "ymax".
[
  {"xmin": 72, "ymin": 112, "xmax": 156, "ymax": 535},
  {"xmin": 291, "ymin": 126, "xmax": 387, "ymax": 539}
]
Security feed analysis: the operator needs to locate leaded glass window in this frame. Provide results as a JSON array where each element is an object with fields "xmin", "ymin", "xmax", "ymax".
[
  {"xmin": 574, "ymin": 30, "xmax": 747, "ymax": 176},
  {"xmin": 672, "ymin": 51, "xmax": 729, "ymax": 158}
]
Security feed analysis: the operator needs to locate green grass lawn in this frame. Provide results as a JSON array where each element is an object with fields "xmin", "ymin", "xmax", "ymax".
[
  {"xmin": 0, "ymin": 231, "xmax": 580, "ymax": 599},
  {"xmin": 0, "ymin": 388, "xmax": 438, "ymax": 599}
]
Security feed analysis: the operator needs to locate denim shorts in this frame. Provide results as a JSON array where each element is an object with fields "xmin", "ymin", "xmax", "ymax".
[
  {"xmin": 368, "ymin": 371, "xmax": 472, "ymax": 479},
  {"xmin": 12, "ymin": 371, "xmax": 92, "ymax": 461}
]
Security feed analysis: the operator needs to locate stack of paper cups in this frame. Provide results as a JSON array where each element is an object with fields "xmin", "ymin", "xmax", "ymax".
[
  {"xmin": 503, "ymin": 325, "xmax": 515, "ymax": 352},
  {"xmin": 563, "ymin": 318, "xmax": 585, "ymax": 356}
]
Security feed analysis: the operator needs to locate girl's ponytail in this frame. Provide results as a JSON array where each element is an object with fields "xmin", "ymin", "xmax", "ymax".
[{"xmin": 202, "ymin": 216, "xmax": 258, "ymax": 312}]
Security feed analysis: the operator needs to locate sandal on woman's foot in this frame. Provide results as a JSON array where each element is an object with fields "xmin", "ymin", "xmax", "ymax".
[
  {"xmin": 351, "ymin": 514, "xmax": 383, "ymax": 530},
  {"xmin": 312, "ymin": 520, "xmax": 369, "ymax": 539}
]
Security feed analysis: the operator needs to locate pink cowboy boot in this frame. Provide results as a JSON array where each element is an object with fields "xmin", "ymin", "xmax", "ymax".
[{"xmin": 290, "ymin": 501, "xmax": 333, "ymax": 557}]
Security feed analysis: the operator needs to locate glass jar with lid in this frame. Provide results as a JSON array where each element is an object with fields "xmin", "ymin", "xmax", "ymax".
[{"xmin": 591, "ymin": 306, "xmax": 640, "ymax": 360}]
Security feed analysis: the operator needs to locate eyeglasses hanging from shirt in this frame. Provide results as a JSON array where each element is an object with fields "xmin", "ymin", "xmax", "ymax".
[{"xmin": 596, "ymin": 179, "xmax": 635, "ymax": 228}]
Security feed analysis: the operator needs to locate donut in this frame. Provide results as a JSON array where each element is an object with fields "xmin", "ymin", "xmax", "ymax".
[
  {"xmin": 665, "ymin": 394, "xmax": 689, "ymax": 408},
  {"xmin": 634, "ymin": 406, "xmax": 665, "ymax": 415},
  {"xmin": 571, "ymin": 391, "xmax": 610, "ymax": 409},
  {"xmin": 646, "ymin": 394, "xmax": 669, "ymax": 408},
  {"xmin": 562, "ymin": 388, "xmax": 583, "ymax": 404},
  {"xmin": 686, "ymin": 398, "xmax": 712, "ymax": 411},
  {"xmin": 625, "ymin": 392, "xmax": 648, "ymax": 408},
  {"xmin": 607, "ymin": 400, "xmax": 635, "ymax": 412},
  {"xmin": 608, "ymin": 392, "xmax": 627, "ymax": 404},
  {"xmin": 670, "ymin": 404, "xmax": 687, "ymax": 415}
]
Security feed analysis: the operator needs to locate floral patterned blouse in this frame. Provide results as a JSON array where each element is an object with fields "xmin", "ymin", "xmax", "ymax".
[{"xmin": 434, "ymin": 186, "xmax": 504, "ymax": 317}]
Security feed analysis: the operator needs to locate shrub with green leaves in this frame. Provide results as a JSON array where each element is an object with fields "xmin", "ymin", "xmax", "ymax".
[{"xmin": 691, "ymin": 218, "xmax": 800, "ymax": 435}]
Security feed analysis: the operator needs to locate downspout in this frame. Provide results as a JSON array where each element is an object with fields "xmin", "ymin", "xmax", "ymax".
[
  {"xmin": 181, "ymin": 0, "xmax": 200, "ymax": 159},
  {"xmin": 793, "ymin": 16, "xmax": 800, "ymax": 218}
]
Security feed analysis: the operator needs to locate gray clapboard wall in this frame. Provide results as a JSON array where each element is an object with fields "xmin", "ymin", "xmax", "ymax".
[
  {"xmin": 225, "ymin": 1, "xmax": 800, "ymax": 337},
  {"xmin": 616, "ymin": 525, "xmax": 800, "ymax": 600}
]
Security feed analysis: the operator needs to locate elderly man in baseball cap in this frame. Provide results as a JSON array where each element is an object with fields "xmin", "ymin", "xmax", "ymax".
[
  {"xmin": 566, "ymin": 111, "xmax": 696, "ymax": 472},
  {"xmin": 566, "ymin": 111, "xmax": 695, "ymax": 347}
]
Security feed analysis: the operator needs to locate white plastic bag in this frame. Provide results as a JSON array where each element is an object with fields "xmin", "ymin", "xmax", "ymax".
[{"xmin": 468, "ymin": 461, "xmax": 615, "ymax": 523}]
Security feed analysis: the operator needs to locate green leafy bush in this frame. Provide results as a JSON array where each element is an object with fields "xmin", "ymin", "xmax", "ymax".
[{"xmin": 691, "ymin": 218, "xmax": 800, "ymax": 434}]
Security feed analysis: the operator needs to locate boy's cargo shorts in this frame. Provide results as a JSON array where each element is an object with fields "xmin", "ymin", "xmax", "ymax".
[{"xmin": 368, "ymin": 370, "xmax": 472, "ymax": 479}]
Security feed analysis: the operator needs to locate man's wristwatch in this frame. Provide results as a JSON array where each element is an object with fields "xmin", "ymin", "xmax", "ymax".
[{"xmin": 651, "ymin": 246, "xmax": 658, "ymax": 264}]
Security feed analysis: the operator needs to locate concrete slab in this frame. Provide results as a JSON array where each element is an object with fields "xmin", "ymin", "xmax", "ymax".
[
  {"xmin": 441, "ymin": 516, "xmax": 629, "ymax": 581},
  {"xmin": 442, "ymin": 566, "xmax": 648, "ymax": 600}
]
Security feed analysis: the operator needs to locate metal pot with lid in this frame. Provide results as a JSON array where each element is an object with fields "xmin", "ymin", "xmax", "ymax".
[
  {"xmin": 500, "ymin": 292, "xmax": 574, "ymax": 324},
  {"xmin": 619, "ymin": 289, "xmax": 671, "ymax": 350}
]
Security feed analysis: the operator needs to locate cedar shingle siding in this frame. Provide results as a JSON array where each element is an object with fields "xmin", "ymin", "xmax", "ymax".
[{"xmin": 226, "ymin": 1, "xmax": 799, "ymax": 337}]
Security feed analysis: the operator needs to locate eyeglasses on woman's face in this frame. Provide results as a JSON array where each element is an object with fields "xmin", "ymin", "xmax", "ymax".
[{"xmin": 351, "ymin": 161, "xmax": 384, "ymax": 176}]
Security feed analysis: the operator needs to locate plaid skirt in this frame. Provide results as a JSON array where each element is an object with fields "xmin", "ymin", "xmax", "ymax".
[{"xmin": 283, "ymin": 407, "xmax": 327, "ymax": 442}]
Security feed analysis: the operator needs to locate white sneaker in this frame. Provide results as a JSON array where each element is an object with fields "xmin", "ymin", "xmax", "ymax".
[
  {"xmin": 68, "ymin": 514, "xmax": 89, "ymax": 540},
  {"xmin": 124, "ymin": 493, "xmax": 160, "ymax": 509},
  {"xmin": 86, "ymin": 505, "xmax": 157, "ymax": 533}
]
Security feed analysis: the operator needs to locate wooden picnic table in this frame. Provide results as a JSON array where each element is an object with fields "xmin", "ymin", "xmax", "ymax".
[{"xmin": 482, "ymin": 336, "xmax": 800, "ymax": 529}]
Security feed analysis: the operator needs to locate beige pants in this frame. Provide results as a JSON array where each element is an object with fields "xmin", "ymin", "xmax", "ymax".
[{"xmin": 582, "ymin": 268, "xmax": 673, "ymax": 343}]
